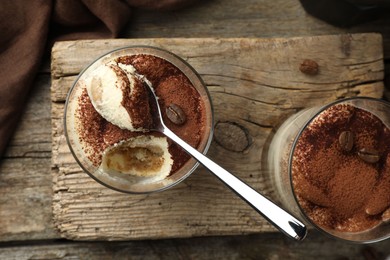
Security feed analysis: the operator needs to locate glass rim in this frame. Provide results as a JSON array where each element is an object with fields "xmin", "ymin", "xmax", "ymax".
[
  {"xmin": 64, "ymin": 45, "xmax": 214, "ymax": 194},
  {"xmin": 287, "ymin": 96, "xmax": 390, "ymax": 243}
]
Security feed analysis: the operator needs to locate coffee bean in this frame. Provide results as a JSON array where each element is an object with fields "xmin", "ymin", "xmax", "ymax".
[
  {"xmin": 358, "ymin": 148, "xmax": 380, "ymax": 163},
  {"xmin": 338, "ymin": 131, "xmax": 354, "ymax": 152},
  {"xmin": 299, "ymin": 59, "xmax": 319, "ymax": 75},
  {"xmin": 166, "ymin": 104, "xmax": 186, "ymax": 125}
]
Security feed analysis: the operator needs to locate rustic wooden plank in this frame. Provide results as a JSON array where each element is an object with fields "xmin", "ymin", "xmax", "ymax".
[
  {"xmin": 51, "ymin": 34, "xmax": 384, "ymax": 240},
  {"xmin": 0, "ymin": 74, "xmax": 59, "ymax": 241},
  {"xmin": 127, "ymin": 0, "xmax": 340, "ymax": 39},
  {"xmin": 127, "ymin": 0, "xmax": 390, "ymax": 59},
  {"xmin": 3, "ymin": 75, "xmax": 52, "ymax": 159},
  {"xmin": 0, "ymin": 231, "xmax": 389, "ymax": 259},
  {"xmin": 0, "ymin": 158, "xmax": 58, "ymax": 241},
  {"xmin": 1, "ymin": 0, "xmax": 390, "ymax": 248}
]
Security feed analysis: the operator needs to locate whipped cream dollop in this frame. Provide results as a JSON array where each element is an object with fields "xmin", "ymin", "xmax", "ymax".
[
  {"xmin": 84, "ymin": 59, "xmax": 173, "ymax": 180},
  {"xmin": 86, "ymin": 61, "xmax": 152, "ymax": 132}
]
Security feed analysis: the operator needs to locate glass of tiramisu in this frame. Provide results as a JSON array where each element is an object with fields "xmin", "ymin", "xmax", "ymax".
[
  {"xmin": 64, "ymin": 46, "xmax": 213, "ymax": 194},
  {"xmin": 267, "ymin": 97, "xmax": 390, "ymax": 243}
]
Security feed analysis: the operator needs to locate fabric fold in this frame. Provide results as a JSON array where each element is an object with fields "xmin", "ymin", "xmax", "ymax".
[{"xmin": 0, "ymin": 0, "xmax": 52, "ymax": 157}]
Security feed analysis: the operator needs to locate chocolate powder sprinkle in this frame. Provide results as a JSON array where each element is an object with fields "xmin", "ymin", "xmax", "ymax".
[
  {"xmin": 76, "ymin": 54, "xmax": 207, "ymax": 175},
  {"xmin": 292, "ymin": 104, "xmax": 390, "ymax": 232}
]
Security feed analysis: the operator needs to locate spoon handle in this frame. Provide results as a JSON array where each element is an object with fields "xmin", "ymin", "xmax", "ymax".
[{"xmin": 162, "ymin": 127, "xmax": 307, "ymax": 241}]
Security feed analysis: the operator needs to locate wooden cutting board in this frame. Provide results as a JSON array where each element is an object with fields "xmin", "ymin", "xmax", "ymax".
[{"xmin": 51, "ymin": 34, "xmax": 384, "ymax": 240}]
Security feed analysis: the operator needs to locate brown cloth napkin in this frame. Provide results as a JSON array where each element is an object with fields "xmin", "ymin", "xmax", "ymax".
[{"xmin": 0, "ymin": 0, "xmax": 197, "ymax": 158}]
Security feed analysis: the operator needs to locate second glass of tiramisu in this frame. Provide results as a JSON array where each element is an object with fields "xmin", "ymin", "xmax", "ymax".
[{"xmin": 267, "ymin": 97, "xmax": 390, "ymax": 243}]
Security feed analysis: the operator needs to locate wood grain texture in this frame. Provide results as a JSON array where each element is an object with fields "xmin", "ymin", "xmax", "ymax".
[
  {"xmin": 0, "ymin": 231, "xmax": 389, "ymax": 260},
  {"xmin": 1, "ymin": 2, "xmax": 390, "ymax": 257},
  {"xmin": 51, "ymin": 34, "xmax": 384, "ymax": 240},
  {"xmin": 0, "ymin": 74, "xmax": 59, "ymax": 241},
  {"xmin": 126, "ymin": 0, "xmax": 390, "ymax": 58}
]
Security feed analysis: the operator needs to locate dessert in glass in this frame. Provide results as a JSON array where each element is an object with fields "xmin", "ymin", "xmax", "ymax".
[
  {"xmin": 267, "ymin": 97, "xmax": 390, "ymax": 243},
  {"xmin": 64, "ymin": 46, "xmax": 213, "ymax": 194}
]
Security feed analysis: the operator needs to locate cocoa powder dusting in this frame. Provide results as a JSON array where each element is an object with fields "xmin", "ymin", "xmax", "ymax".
[
  {"xmin": 76, "ymin": 87, "xmax": 105, "ymax": 165},
  {"xmin": 292, "ymin": 104, "xmax": 390, "ymax": 232},
  {"xmin": 113, "ymin": 67, "xmax": 153, "ymax": 130},
  {"xmin": 76, "ymin": 54, "xmax": 207, "ymax": 175},
  {"xmin": 156, "ymin": 74, "xmax": 205, "ymax": 171},
  {"xmin": 76, "ymin": 88, "xmax": 142, "ymax": 165},
  {"xmin": 117, "ymin": 55, "xmax": 179, "ymax": 86}
]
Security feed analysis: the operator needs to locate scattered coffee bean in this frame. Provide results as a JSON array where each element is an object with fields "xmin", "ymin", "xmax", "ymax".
[
  {"xmin": 358, "ymin": 148, "xmax": 380, "ymax": 163},
  {"xmin": 299, "ymin": 59, "xmax": 319, "ymax": 75},
  {"xmin": 338, "ymin": 131, "xmax": 354, "ymax": 152},
  {"xmin": 166, "ymin": 104, "xmax": 186, "ymax": 125}
]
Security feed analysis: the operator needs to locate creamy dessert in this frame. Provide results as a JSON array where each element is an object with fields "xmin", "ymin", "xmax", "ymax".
[
  {"xmin": 291, "ymin": 103, "xmax": 390, "ymax": 233},
  {"xmin": 85, "ymin": 61, "xmax": 153, "ymax": 132},
  {"xmin": 73, "ymin": 54, "xmax": 207, "ymax": 182}
]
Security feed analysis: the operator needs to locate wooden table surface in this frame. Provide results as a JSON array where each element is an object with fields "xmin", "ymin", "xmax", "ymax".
[{"xmin": 1, "ymin": 0, "xmax": 390, "ymax": 259}]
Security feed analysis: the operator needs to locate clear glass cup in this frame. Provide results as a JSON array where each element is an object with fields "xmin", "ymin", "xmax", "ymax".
[
  {"xmin": 64, "ymin": 46, "xmax": 214, "ymax": 194},
  {"xmin": 267, "ymin": 97, "xmax": 390, "ymax": 243}
]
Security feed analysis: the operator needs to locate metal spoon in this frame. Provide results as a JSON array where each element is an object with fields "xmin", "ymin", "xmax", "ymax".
[{"xmin": 144, "ymin": 83, "xmax": 307, "ymax": 241}]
